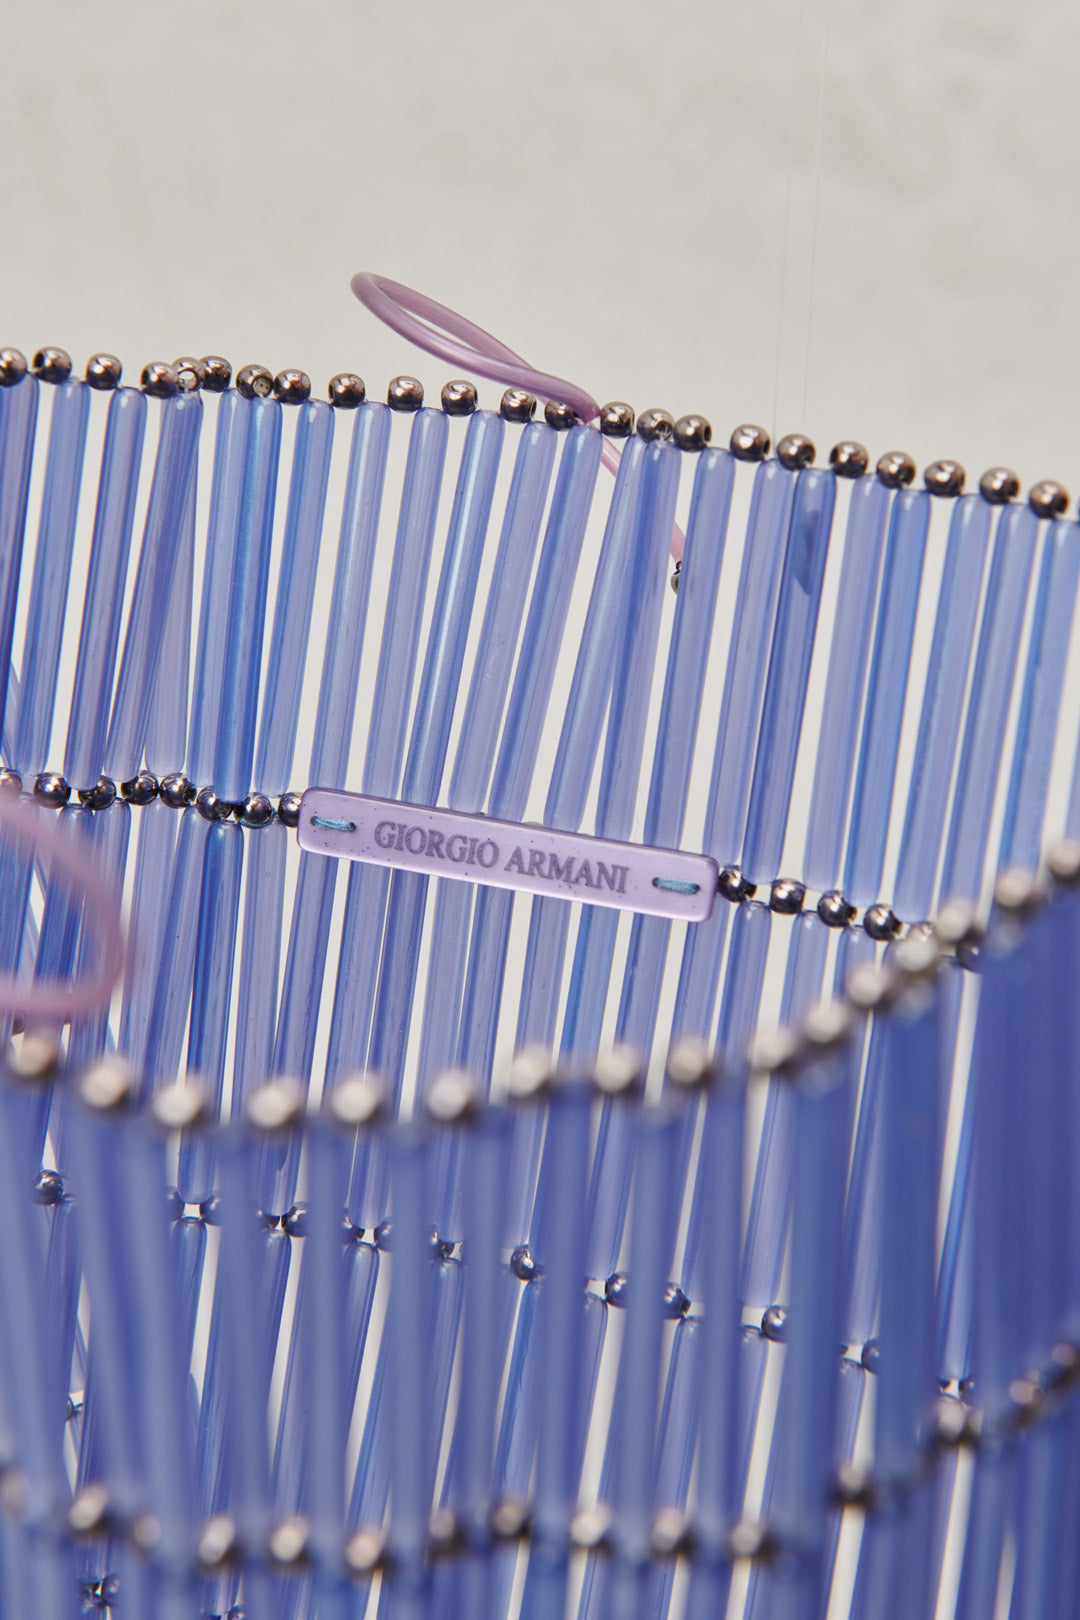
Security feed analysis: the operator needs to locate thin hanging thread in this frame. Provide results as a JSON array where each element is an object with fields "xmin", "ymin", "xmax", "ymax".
[{"xmin": 771, "ymin": 0, "xmax": 834, "ymax": 438}]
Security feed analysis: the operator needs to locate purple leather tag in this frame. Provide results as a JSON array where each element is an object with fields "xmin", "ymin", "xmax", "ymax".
[{"xmin": 297, "ymin": 789, "xmax": 717, "ymax": 922}]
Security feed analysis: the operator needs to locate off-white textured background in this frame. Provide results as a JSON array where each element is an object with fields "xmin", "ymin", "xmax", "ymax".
[{"xmin": 2, "ymin": 0, "xmax": 1079, "ymax": 492}]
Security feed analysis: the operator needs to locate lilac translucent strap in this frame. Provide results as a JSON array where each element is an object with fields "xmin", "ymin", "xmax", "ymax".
[
  {"xmin": 0, "ymin": 794, "xmax": 124, "ymax": 1018},
  {"xmin": 351, "ymin": 271, "xmax": 685, "ymax": 562}
]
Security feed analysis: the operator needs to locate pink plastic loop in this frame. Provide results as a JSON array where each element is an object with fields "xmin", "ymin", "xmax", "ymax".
[
  {"xmin": 0, "ymin": 795, "xmax": 125, "ymax": 1021},
  {"xmin": 350, "ymin": 273, "xmax": 685, "ymax": 562}
]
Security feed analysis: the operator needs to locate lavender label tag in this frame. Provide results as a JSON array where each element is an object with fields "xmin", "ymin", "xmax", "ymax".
[{"xmin": 298, "ymin": 789, "xmax": 718, "ymax": 922}]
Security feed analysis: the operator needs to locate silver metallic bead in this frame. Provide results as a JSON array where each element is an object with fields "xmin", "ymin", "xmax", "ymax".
[
  {"xmin": 283, "ymin": 1203, "xmax": 308, "ymax": 1238},
  {"xmin": 235, "ymin": 363, "xmax": 273, "ymax": 399},
  {"xmin": 876, "ymin": 450, "xmax": 916, "ymax": 489},
  {"xmin": 993, "ymin": 866, "xmax": 1041, "ymax": 916},
  {"xmin": 32, "ymin": 1168, "xmax": 63, "ymax": 1206},
  {"xmin": 120, "ymin": 770, "xmax": 158, "ymax": 805},
  {"xmin": 833, "ymin": 1462, "xmax": 875, "ymax": 1510},
  {"xmin": 278, "ymin": 791, "xmax": 302, "ymax": 828},
  {"xmin": 670, "ymin": 560, "xmax": 681, "ymax": 594},
  {"xmin": 651, "ymin": 1506, "xmax": 694, "ymax": 1560},
  {"xmin": 544, "ymin": 398, "xmax": 580, "ymax": 430},
  {"xmin": 505, "ymin": 1044, "xmax": 556, "ymax": 1103},
  {"xmin": 374, "ymin": 1218, "xmax": 393, "ymax": 1250},
  {"xmin": 490, "ymin": 1497, "xmax": 531, "ymax": 1542},
  {"xmin": 979, "ymin": 466, "xmax": 1019, "ymax": 505},
  {"xmin": 9, "ymin": 1032, "xmax": 60, "ymax": 1082},
  {"xmin": 68, "ymin": 1483, "xmax": 111, "ymax": 1538},
  {"xmin": 85, "ymin": 353, "xmax": 122, "ymax": 391},
  {"xmin": 196, "ymin": 786, "xmax": 233, "ymax": 822},
  {"xmin": 663, "ymin": 1282, "xmax": 691, "ymax": 1319},
  {"xmin": 604, "ymin": 1271, "xmax": 628, "ymax": 1306},
  {"xmin": 637, "ymin": 407, "xmax": 674, "ymax": 443},
  {"xmin": 199, "ymin": 355, "xmax": 232, "ymax": 393},
  {"xmin": 151, "ymin": 1081, "xmax": 208, "ymax": 1132},
  {"xmin": 593, "ymin": 1043, "xmax": 643, "ymax": 1098},
  {"xmin": 247, "ymin": 1077, "xmax": 305, "ymax": 1134},
  {"xmin": 0, "ymin": 349, "xmax": 27, "ymax": 387},
  {"xmin": 33, "ymin": 772, "xmax": 70, "ymax": 809},
  {"xmin": 570, "ymin": 1502, "xmax": 614, "ymax": 1553},
  {"xmin": 240, "ymin": 792, "xmax": 274, "ymax": 828},
  {"xmin": 77, "ymin": 776, "xmax": 116, "ymax": 812},
  {"xmin": 327, "ymin": 1070, "xmax": 385, "ymax": 1130},
  {"xmin": 79, "ymin": 1058, "xmax": 136, "ymax": 1113},
  {"xmin": 769, "ymin": 878, "xmax": 805, "ymax": 915},
  {"xmin": 748, "ymin": 1026, "xmax": 802, "ymax": 1076},
  {"xmin": 1048, "ymin": 837, "xmax": 1080, "ymax": 886},
  {"xmin": 440, "ymin": 378, "xmax": 477, "ymax": 416},
  {"xmin": 674, "ymin": 414, "xmax": 712, "ymax": 452},
  {"xmin": 924, "ymin": 459, "xmax": 965, "ymax": 497},
  {"xmin": 387, "ymin": 374, "xmax": 424, "ymax": 411},
  {"xmin": 500, "ymin": 387, "xmax": 536, "ymax": 423},
  {"xmin": 0, "ymin": 768, "xmax": 21, "ymax": 797},
  {"xmin": 718, "ymin": 865, "xmax": 756, "ymax": 904},
  {"xmin": 197, "ymin": 1514, "xmax": 240, "ymax": 1572},
  {"xmin": 31, "ymin": 347, "xmax": 72, "ymax": 385},
  {"xmin": 273, "ymin": 369, "xmax": 311, "ymax": 405},
  {"xmin": 426, "ymin": 1068, "xmax": 480, "ymax": 1124},
  {"xmin": 329, "ymin": 372, "xmax": 366, "ymax": 409},
  {"xmin": 172, "ymin": 356, "xmax": 204, "ymax": 392},
  {"xmin": 343, "ymin": 1525, "xmax": 387, "ymax": 1576},
  {"xmin": 159, "ymin": 773, "xmax": 195, "ymax": 809},
  {"xmin": 861, "ymin": 1338, "xmax": 880, "ymax": 1374},
  {"xmin": 268, "ymin": 1515, "xmax": 310, "ymax": 1569},
  {"xmin": 1047, "ymin": 1341, "xmax": 1080, "ymax": 1391},
  {"xmin": 727, "ymin": 1519, "xmax": 780, "ymax": 1563},
  {"xmin": 1028, "ymin": 479, "xmax": 1069, "ymax": 520},
  {"xmin": 777, "ymin": 433, "xmax": 815, "ymax": 471},
  {"xmin": 510, "ymin": 1245, "xmax": 541, "ymax": 1283},
  {"xmin": 829, "ymin": 441, "xmax": 869, "ymax": 478},
  {"xmin": 817, "ymin": 890, "xmax": 855, "ymax": 928},
  {"xmin": 804, "ymin": 998, "xmax": 856, "ymax": 1054},
  {"xmin": 863, "ymin": 903, "xmax": 900, "ymax": 942},
  {"xmin": 598, "ymin": 401, "xmax": 634, "ymax": 437},
  {"xmin": 729, "ymin": 423, "xmax": 770, "ymax": 462},
  {"xmin": 762, "ymin": 1304, "xmax": 788, "ymax": 1342},
  {"xmin": 665, "ymin": 1036, "xmax": 716, "ymax": 1091},
  {"xmin": 427, "ymin": 1506, "xmax": 463, "ymax": 1559},
  {"xmin": 846, "ymin": 960, "xmax": 900, "ymax": 1013},
  {"xmin": 140, "ymin": 362, "xmax": 179, "ymax": 399}
]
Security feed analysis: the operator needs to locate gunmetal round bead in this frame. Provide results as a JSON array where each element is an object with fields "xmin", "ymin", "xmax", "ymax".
[
  {"xmin": 236, "ymin": 364, "xmax": 273, "ymax": 399},
  {"xmin": 120, "ymin": 770, "xmax": 158, "ymax": 806},
  {"xmin": 85, "ymin": 353, "xmax": 122, "ymax": 391},
  {"xmin": 273, "ymin": 370, "xmax": 311, "ymax": 405},
  {"xmin": 78, "ymin": 777, "xmax": 117, "ymax": 812},
  {"xmin": 277, "ymin": 792, "xmax": 302, "ymax": 829},
  {"xmin": 0, "ymin": 349, "xmax": 28, "ymax": 387},
  {"xmin": 777, "ymin": 433, "xmax": 815, "ymax": 470},
  {"xmin": 31, "ymin": 348, "xmax": 72, "ymax": 385},
  {"xmin": 544, "ymin": 398, "xmax": 580, "ymax": 430},
  {"xmin": 876, "ymin": 450, "xmax": 916, "ymax": 489},
  {"xmin": 500, "ymin": 388, "xmax": 536, "ymax": 423},
  {"xmin": 387, "ymin": 375, "xmax": 423, "ymax": 411},
  {"xmin": 598, "ymin": 401, "xmax": 634, "ymax": 437},
  {"xmin": 240, "ymin": 792, "xmax": 274, "ymax": 828},
  {"xmin": 33, "ymin": 773, "xmax": 70, "ymax": 809},
  {"xmin": 199, "ymin": 356, "xmax": 232, "ymax": 393},
  {"xmin": 440, "ymin": 379, "xmax": 477, "ymax": 416},
  {"xmin": 829, "ymin": 441, "xmax": 869, "ymax": 478},
  {"xmin": 729, "ymin": 424, "xmax": 770, "ymax": 462},
  {"xmin": 637, "ymin": 408, "xmax": 674, "ymax": 443},
  {"xmin": 140, "ymin": 362, "xmax": 179, "ymax": 399},
  {"xmin": 329, "ymin": 372, "xmax": 366, "ymax": 409},
  {"xmin": 159, "ymin": 773, "xmax": 196, "ymax": 809}
]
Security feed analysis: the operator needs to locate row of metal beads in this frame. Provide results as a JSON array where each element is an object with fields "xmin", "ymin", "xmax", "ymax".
[{"xmin": 0, "ymin": 346, "xmax": 1070, "ymax": 520}]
